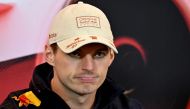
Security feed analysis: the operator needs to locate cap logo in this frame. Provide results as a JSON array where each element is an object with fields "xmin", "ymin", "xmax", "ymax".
[
  {"xmin": 66, "ymin": 37, "xmax": 85, "ymax": 49},
  {"xmin": 76, "ymin": 16, "xmax": 100, "ymax": 28},
  {"xmin": 49, "ymin": 33, "xmax": 57, "ymax": 39},
  {"xmin": 12, "ymin": 91, "xmax": 41, "ymax": 107},
  {"xmin": 89, "ymin": 36, "xmax": 97, "ymax": 40}
]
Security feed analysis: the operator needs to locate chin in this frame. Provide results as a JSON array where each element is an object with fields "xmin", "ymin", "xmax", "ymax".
[{"xmin": 76, "ymin": 86, "xmax": 98, "ymax": 95}]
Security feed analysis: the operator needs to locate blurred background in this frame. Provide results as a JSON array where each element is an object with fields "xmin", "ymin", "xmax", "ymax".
[{"xmin": 0, "ymin": 0, "xmax": 190, "ymax": 109}]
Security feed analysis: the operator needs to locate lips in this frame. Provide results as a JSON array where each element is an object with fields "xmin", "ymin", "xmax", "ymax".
[{"xmin": 74, "ymin": 75, "xmax": 98, "ymax": 83}]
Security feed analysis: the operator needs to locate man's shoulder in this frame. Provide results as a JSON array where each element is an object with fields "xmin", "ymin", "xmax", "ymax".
[
  {"xmin": 111, "ymin": 92, "xmax": 143, "ymax": 109},
  {"xmin": 0, "ymin": 89, "xmax": 31, "ymax": 109},
  {"xmin": 127, "ymin": 97, "xmax": 143, "ymax": 109},
  {"xmin": 7, "ymin": 89, "xmax": 31, "ymax": 97}
]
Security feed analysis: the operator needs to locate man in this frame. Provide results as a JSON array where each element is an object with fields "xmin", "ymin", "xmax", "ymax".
[{"xmin": 0, "ymin": 2, "xmax": 142, "ymax": 109}]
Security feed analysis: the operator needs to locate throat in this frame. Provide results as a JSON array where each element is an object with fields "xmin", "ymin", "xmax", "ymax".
[
  {"xmin": 67, "ymin": 94, "xmax": 95, "ymax": 109},
  {"xmin": 51, "ymin": 77, "xmax": 96, "ymax": 109}
]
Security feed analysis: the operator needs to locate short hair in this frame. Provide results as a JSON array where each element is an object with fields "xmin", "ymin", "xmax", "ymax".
[{"xmin": 50, "ymin": 43, "xmax": 58, "ymax": 53}]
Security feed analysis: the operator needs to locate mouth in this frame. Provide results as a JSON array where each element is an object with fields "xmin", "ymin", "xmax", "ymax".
[{"xmin": 74, "ymin": 75, "xmax": 98, "ymax": 83}]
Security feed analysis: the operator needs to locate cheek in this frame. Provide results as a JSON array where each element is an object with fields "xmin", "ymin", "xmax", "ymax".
[
  {"xmin": 54, "ymin": 54, "xmax": 75, "ymax": 69},
  {"xmin": 54, "ymin": 57, "xmax": 69, "ymax": 74},
  {"xmin": 97, "ymin": 57, "xmax": 112, "ymax": 69},
  {"xmin": 54, "ymin": 56, "xmax": 80, "ymax": 77},
  {"xmin": 95, "ymin": 57, "xmax": 113, "ymax": 78},
  {"xmin": 53, "ymin": 59, "xmax": 75, "ymax": 85},
  {"xmin": 95, "ymin": 60, "xmax": 110, "ymax": 76}
]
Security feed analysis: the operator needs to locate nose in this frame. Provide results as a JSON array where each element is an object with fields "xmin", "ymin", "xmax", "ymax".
[{"xmin": 81, "ymin": 55, "xmax": 94, "ymax": 71}]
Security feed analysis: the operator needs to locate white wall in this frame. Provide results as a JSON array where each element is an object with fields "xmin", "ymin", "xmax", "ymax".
[{"xmin": 0, "ymin": 0, "xmax": 68, "ymax": 62}]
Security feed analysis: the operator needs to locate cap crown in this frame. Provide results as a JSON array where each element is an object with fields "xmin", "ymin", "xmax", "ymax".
[{"xmin": 48, "ymin": 2, "xmax": 113, "ymax": 44}]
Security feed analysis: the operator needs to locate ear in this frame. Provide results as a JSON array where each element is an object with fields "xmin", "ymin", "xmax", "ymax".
[
  {"xmin": 108, "ymin": 49, "xmax": 115, "ymax": 66},
  {"xmin": 45, "ymin": 44, "xmax": 55, "ymax": 66}
]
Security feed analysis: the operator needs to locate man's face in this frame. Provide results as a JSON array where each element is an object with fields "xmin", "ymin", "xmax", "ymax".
[{"xmin": 46, "ymin": 43, "xmax": 115, "ymax": 95}]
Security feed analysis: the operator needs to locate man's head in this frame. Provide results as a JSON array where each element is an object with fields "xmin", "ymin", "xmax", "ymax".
[{"xmin": 45, "ymin": 2, "xmax": 117, "ymax": 96}]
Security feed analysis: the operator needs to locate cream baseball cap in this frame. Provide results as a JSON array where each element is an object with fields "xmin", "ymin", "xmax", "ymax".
[{"xmin": 48, "ymin": 1, "xmax": 118, "ymax": 54}]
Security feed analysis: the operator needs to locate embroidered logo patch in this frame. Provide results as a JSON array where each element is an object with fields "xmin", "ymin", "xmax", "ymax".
[
  {"xmin": 49, "ymin": 33, "xmax": 57, "ymax": 39},
  {"xmin": 76, "ymin": 16, "xmax": 101, "ymax": 28},
  {"xmin": 12, "ymin": 91, "xmax": 41, "ymax": 107},
  {"xmin": 66, "ymin": 37, "xmax": 85, "ymax": 49},
  {"xmin": 89, "ymin": 36, "xmax": 97, "ymax": 40}
]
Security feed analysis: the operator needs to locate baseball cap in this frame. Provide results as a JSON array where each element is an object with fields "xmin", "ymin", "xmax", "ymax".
[{"xmin": 48, "ymin": 1, "xmax": 118, "ymax": 54}]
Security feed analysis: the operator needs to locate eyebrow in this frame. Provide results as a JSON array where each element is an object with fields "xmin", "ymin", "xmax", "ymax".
[
  {"xmin": 96, "ymin": 47, "xmax": 109, "ymax": 51},
  {"xmin": 69, "ymin": 45, "xmax": 109, "ymax": 53}
]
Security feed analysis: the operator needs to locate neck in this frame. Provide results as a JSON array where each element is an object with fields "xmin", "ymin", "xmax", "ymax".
[
  {"xmin": 51, "ymin": 78, "xmax": 96, "ymax": 109},
  {"xmin": 66, "ymin": 94, "xmax": 96, "ymax": 109}
]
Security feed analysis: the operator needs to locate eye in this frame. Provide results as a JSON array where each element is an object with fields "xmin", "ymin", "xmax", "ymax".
[
  {"xmin": 94, "ymin": 50, "xmax": 108, "ymax": 58},
  {"xmin": 68, "ymin": 50, "xmax": 81, "ymax": 58}
]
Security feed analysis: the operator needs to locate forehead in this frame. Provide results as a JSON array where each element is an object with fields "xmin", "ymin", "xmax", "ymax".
[
  {"xmin": 74, "ymin": 43, "xmax": 109, "ymax": 52},
  {"xmin": 56, "ymin": 43, "xmax": 110, "ymax": 54},
  {"xmin": 81, "ymin": 43, "xmax": 108, "ymax": 49}
]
